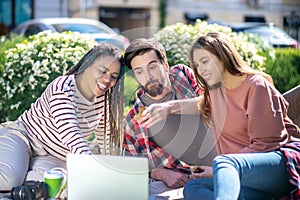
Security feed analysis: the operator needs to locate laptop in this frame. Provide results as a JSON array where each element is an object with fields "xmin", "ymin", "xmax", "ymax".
[
  {"xmin": 148, "ymin": 114, "xmax": 216, "ymax": 166},
  {"xmin": 66, "ymin": 154, "xmax": 149, "ymax": 200}
]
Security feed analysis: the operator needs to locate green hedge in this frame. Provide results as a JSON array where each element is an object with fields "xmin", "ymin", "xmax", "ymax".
[
  {"xmin": 265, "ymin": 48, "xmax": 300, "ymax": 93},
  {"xmin": 124, "ymin": 70, "xmax": 139, "ymax": 113},
  {"xmin": 0, "ymin": 35, "xmax": 27, "ymax": 122},
  {"xmin": 0, "ymin": 35, "xmax": 26, "ymax": 74}
]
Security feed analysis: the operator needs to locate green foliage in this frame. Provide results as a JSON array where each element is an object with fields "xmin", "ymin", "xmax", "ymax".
[
  {"xmin": 0, "ymin": 35, "xmax": 26, "ymax": 74},
  {"xmin": 235, "ymin": 31, "xmax": 274, "ymax": 61},
  {"xmin": 124, "ymin": 71, "xmax": 139, "ymax": 109},
  {"xmin": 265, "ymin": 48, "xmax": 300, "ymax": 93},
  {"xmin": 0, "ymin": 34, "xmax": 27, "ymax": 122},
  {"xmin": 0, "ymin": 31, "xmax": 97, "ymax": 121},
  {"xmin": 152, "ymin": 20, "xmax": 274, "ymax": 72},
  {"xmin": 123, "ymin": 61, "xmax": 139, "ymax": 115}
]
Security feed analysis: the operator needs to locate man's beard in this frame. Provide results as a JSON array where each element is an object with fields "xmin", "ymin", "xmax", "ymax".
[{"xmin": 142, "ymin": 80, "xmax": 164, "ymax": 97}]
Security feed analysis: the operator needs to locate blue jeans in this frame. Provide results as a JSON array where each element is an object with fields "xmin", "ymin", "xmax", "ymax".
[{"xmin": 183, "ymin": 151, "xmax": 295, "ymax": 200}]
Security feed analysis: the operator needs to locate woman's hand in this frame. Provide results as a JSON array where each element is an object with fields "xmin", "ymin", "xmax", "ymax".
[{"xmin": 191, "ymin": 166, "xmax": 213, "ymax": 179}]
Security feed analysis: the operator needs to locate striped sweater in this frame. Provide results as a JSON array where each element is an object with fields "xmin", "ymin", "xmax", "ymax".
[{"xmin": 18, "ymin": 75, "xmax": 110, "ymax": 161}]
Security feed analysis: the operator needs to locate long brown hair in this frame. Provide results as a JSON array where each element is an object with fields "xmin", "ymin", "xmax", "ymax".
[
  {"xmin": 190, "ymin": 32, "xmax": 273, "ymax": 125},
  {"xmin": 66, "ymin": 43, "xmax": 125, "ymax": 155}
]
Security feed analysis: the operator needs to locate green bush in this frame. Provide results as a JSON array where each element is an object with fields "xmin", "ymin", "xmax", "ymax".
[
  {"xmin": 0, "ymin": 35, "xmax": 26, "ymax": 73},
  {"xmin": 0, "ymin": 34, "xmax": 27, "ymax": 122},
  {"xmin": 265, "ymin": 48, "xmax": 300, "ymax": 93},
  {"xmin": 152, "ymin": 20, "xmax": 274, "ymax": 72},
  {"xmin": 0, "ymin": 31, "xmax": 97, "ymax": 121},
  {"xmin": 124, "ymin": 71, "xmax": 139, "ymax": 109}
]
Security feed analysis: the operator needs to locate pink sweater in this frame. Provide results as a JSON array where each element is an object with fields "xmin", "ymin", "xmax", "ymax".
[{"xmin": 210, "ymin": 74, "xmax": 300, "ymax": 154}]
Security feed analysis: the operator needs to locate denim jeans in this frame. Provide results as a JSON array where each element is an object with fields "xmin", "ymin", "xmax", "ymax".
[{"xmin": 183, "ymin": 151, "xmax": 295, "ymax": 200}]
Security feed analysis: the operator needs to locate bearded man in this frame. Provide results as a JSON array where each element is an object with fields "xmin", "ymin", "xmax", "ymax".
[{"xmin": 123, "ymin": 38, "xmax": 216, "ymax": 200}]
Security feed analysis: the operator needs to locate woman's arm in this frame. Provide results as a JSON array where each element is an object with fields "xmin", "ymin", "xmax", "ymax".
[
  {"xmin": 240, "ymin": 79, "xmax": 289, "ymax": 153},
  {"xmin": 49, "ymin": 90, "xmax": 91, "ymax": 154}
]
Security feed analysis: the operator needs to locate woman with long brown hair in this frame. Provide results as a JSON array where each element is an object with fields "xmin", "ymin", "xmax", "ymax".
[{"xmin": 183, "ymin": 32, "xmax": 300, "ymax": 199}]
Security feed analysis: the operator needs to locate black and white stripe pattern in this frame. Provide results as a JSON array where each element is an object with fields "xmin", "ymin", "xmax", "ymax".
[{"xmin": 18, "ymin": 75, "xmax": 109, "ymax": 161}]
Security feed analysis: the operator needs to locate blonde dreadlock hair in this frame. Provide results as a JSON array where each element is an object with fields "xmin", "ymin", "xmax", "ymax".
[{"xmin": 104, "ymin": 64, "xmax": 125, "ymax": 155}]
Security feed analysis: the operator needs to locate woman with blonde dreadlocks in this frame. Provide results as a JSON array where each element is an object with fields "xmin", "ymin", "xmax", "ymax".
[{"xmin": 0, "ymin": 42, "xmax": 124, "ymax": 191}]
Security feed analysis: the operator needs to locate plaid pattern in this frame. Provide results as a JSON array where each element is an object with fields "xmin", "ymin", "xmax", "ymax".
[
  {"xmin": 123, "ymin": 64, "xmax": 201, "ymax": 170},
  {"xmin": 280, "ymin": 142, "xmax": 300, "ymax": 200}
]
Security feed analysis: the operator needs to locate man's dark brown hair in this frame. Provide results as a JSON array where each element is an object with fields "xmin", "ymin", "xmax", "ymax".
[{"xmin": 123, "ymin": 38, "xmax": 167, "ymax": 69}]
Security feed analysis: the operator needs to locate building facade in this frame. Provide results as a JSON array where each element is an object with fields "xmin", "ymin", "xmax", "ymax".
[{"xmin": 1, "ymin": 0, "xmax": 300, "ymax": 40}]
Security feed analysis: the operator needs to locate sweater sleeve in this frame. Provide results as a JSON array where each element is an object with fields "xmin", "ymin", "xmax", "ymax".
[
  {"xmin": 49, "ymin": 88, "xmax": 91, "ymax": 154},
  {"xmin": 240, "ymin": 79, "xmax": 288, "ymax": 153}
]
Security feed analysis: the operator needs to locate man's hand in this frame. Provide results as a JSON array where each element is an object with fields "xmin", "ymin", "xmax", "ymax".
[
  {"xmin": 138, "ymin": 102, "xmax": 171, "ymax": 128},
  {"xmin": 190, "ymin": 166, "xmax": 213, "ymax": 179},
  {"xmin": 151, "ymin": 168, "xmax": 189, "ymax": 189}
]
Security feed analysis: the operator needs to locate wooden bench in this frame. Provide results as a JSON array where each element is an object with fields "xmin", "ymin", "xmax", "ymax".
[{"xmin": 283, "ymin": 85, "xmax": 300, "ymax": 127}]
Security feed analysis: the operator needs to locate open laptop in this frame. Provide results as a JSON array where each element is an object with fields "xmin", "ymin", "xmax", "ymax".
[
  {"xmin": 66, "ymin": 154, "xmax": 149, "ymax": 200},
  {"xmin": 148, "ymin": 114, "xmax": 216, "ymax": 166}
]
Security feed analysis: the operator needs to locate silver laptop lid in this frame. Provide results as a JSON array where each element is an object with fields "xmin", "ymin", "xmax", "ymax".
[{"xmin": 66, "ymin": 154, "xmax": 149, "ymax": 200}]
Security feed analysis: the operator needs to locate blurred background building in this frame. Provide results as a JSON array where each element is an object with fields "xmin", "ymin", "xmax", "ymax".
[{"xmin": 0, "ymin": 0, "xmax": 300, "ymax": 41}]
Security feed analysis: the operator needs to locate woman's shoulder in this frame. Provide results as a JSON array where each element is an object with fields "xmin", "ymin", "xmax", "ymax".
[
  {"xmin": 52, "ymin": 74, "xmax": 73, "ymax": 84},
  {"xmin": 48, "ymin": 75, "xmax": 75, "ymax": 93},
  {"xmin": 247, "ymin": 73, "xmax": 271, "ymax": 88},
  {"xmin": 246, "ymin": 73, "xmax": 280, "ymax": 96}
]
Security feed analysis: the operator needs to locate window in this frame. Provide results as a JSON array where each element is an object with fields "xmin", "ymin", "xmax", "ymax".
[
  {"xmin": 24, "ymin": 24, "xmax": 42, "ymax": 36},
  {"xmin": 0, "ymin": 0, "xmax": 32, "ymax": 30}
]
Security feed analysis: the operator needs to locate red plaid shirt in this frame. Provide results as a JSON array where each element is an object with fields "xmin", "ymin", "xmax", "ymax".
[
  {"xmin": 123, "ymin": 64, "xmax": 201, "ymax": 170},
  {"xmin": 280, "ymin": 142, "xmax": 300, "ymax": 200}
]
